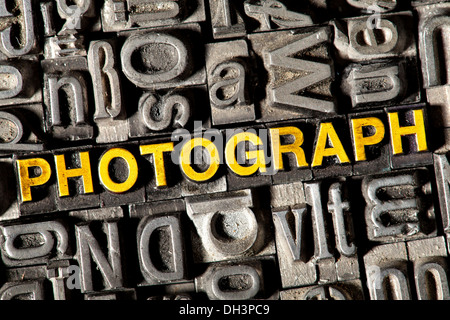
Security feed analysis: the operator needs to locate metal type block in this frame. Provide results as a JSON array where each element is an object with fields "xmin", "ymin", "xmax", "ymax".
[
  {"xmin": 416, "ymin": 3, "xmax": 450, "ymax": 88},
  {"xmin": 185, "ymin": 190, "xmax": 275, "ymax": 263},
  {"xmin": 70, "ymin": 207, "xmax": 124, "ymax": 221},
  {"xmin": 209, "ymin": 0, "xmax": 246, "ymax": 39},
  {"xmin": 311, "ymin": 116, "xmax": 353, "ymax": 179},
  {"xmin": 129, "ymin": 199, "xmax": 185, "ymax": 218},
  {"xmin": 136, "ymin": 213, "xmax": 188, "ymax": 286},
  {"xmin": 42, "ymin": 57, "xmax": 94, "ymax": 142},
  {"xmin": 46, "ymin": 260, "xmax": 75, "ymax": 300},
  {"xmin": 94, "ymin": 142, "xmax": 146, "ymax": 207},
  {"xmin": 0, "ymin": 280, "xmax": 45, "ymax": 300},
  {"xmin": 195, "ymin": 260, "xmax": 264, "ymax": 300},
  {"xmin": 342, "ymin": 0, "xmax": 398, "ymax": 12},
  {"xmin": 243, "ymin": 0, "xmax": 314, "ymax": 32},
  {"xmin": 75, "ymin": 221, "xmax": 124, "ymax": 293},
  {"xmin": 348, "ymin": 110, "xmax": 391, "ymax": 176},
  {"xmin": 332, "ymin": 11, "xmax": 417, "ymax": 62},
  {"xmin": 54, "ymin": 147, "xmax": 100, "ymax": 211},
  {"xmin": 248, "ymin": 26, "xmax": 337, "ymax": 123},
  {"xmin": 279, "ymin": 279, "xmax": 364, "ymax": 300},
  {"xmin": 0, "ymin": 158, "xmax": 19, "ymax": 221},
  {"xmin": 266, "ymin": 120, "xmax": 314, "ymax": 184},
  {"xmin": 128, "ymin": 86, "xmax": 209, "ymax": 138},
  {"xmin": 407, "ymin": 237, "xmax": 450, "ymax": 300},
  {"xmin": 272, "ymin": 180, "xmax": 358, "ymax": 288},
  {"xmin": 84, "ymin": 288, "xmax": 137, "ymax": 300},
  {"xmin": 88, "ymin": 39, "xmax": 128, "ymax": 144},
  {"xmin": 4, "ymin": 263, "xmax": 77, "ymax": 300},
  {"xmin": 412, "ymin": 0, "xmax": 450, "ymax": 6},
  {"xmin": 341, "ymin": 59, "xmax": 421, "ymax": 110},
  {"xmin": 434, "ymin": 153, "xmax": 450, "ymax": 248},
  {"xmin": 141, "ymin": 137, "xmax": 184, "ymax": 202},
  {"xmin": 426, "ymin": 85, "xmax": 450, "ymax": 128},
  {"xmin": 101, "ymin": 0, "xmax": 206, "ymax": 32},
  {"xmin": 205, "ymin": 40, "xmax": 255, "ymax": 126},
  {"xmin": 180, "ymin": 175, "xmax": 227, "ymax": 197},
  {"xmin": 144, "ymin": 281, "xmax": 196, "ymax": 300},
  {"xmin": 0, "ymin": 104, "xmax": 45, "ymax": 155},
  {"xmin": 0, "ymin": 59, "xmax": 42, "ymax": 106},
  {"xmin": 224, "ymin": 126, "xmax": 272, "ymax": 191},
  {"xmin": 362, "ymin": 168, "xmax": 437, "ymax": 243},
  {"xmin": 0, "ymin": 219, "xmax": 71, "ymax": 267},
  {"xmin": 44, "ymin": 33, "xmax": 86, "ymax": 59},
  {"xmin": 0, "ymin": 0, "xmax": 39, "ymax": 59},
  {"xmin": 15, "ymin": 152, "xmax": 59, "ymax": 216},
  {"xmin": 270, "ymin": 181, "xmax": 305, "ymax": 209},
  {"xmin": 386, "ymin": 104, "xmax": 433, "ymax": 169},
  {"xmin": 364, "ymin": 242, "xmax": 411, "ymax": 300},
  {"xmin": 54, "ymin": 0, "xmax": 98, "ymax": 34},
  {"xmin": 119, "ymin": 23, "xmax": 206, "ymax": 91}
]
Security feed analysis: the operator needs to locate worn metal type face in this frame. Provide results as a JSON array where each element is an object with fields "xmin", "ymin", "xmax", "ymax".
[{"xmin": 0, "ymin": 0, "xmax": 449, "ymax": 302}]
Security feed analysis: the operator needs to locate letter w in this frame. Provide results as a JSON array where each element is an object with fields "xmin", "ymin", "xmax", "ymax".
[{"xmin": 268, "ymin": 28, "xmax": 335, "ymax": 113}]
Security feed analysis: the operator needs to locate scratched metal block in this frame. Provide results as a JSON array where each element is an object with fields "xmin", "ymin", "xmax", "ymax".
[
  {"xmin": 101, "ymin": 0, "xmax": 206, "ymax": 32},
  {"xmin": 269, "ymin": 181, "xmax": 305, "ymax": 209},
  {"xmin": 272, "ymin": 179, "xmax": 359, "ymax": 288},
  {"xmin": 84, "ymin": 288, "xmax": 137, "ymax": 300},
  {"xmin": 74, "ymin": 220, "xmax": 125, "ymax": 293},
  {"xmin": 135, "ymin": 211, "xmax": 189, "ymax": 286},
  {"xmin": 40, "ymin": 1, "xmax": 101, "ymax": 59},
  {"xmin": 41, "ymin": 0, "xmax": 100, "ymax": 36},
  {"xmin": 0, "ymin": 104, "xmax": 46, "ymax": 155},
  {"xmin": 362, "ymin": 168, "xmax": 437, "ymax": 244},
  {"xmin": 69, "ymin": 207, "xmax": 124, "ymax": 221},
  {"xmin": 0, "ymin": 0, "xmax": 40, "ymax": 59},
  {"xmin": 119, "ymin": 23, "xmax": 206, "ymax": 91},
  {"xmin": 87, "ymin": 39, "xmax": 128, "ymax": 144},
  {"xmin": 332, "ymin": 11, "xmax": 417, "ymax": 62},
  {"xmin": 248, "ymin": 26, "xmax": 337, "ymax": 123},
  {"xmin": 0, "ymin": 158, "xmax": 19, "ymax": 222},
  {"xmin": 364, "ymin": 242, "xmax": 411, "ymax": 300},
  {"xmin": 0, "ymin": 219, "xmax": 72, "ymax": 267},
  {"xmin": 0, "ymin": 280, "xmax": 45, "ymax": 300},
  {"xmin": 209, "ymin": 0, "xmax": 246, "ymax": 39},
  {"xmin": 205, "ymin": 40, "xmax": 255, "ymax": 126},
  {"xmin": 412, "ymin": 0, "xmax": 450, "ymax": 6},
  {"xmin": 426, "ymin": 85, "xmax": 450, "ymax": 129},
  {"xmin": 406, "ymin": 237, "xmax": 450, "ymax": 300},
  {"xmin": 327, "ymin": 0, "xmax": 401, "ymax": 18},
  {"xmin": 311, "ymin": 116, "xmax": 353, "ymax": 180},
  {"xmin": 194, "ymin": 257, "xmax": 277, "ymax": 300},
  {"xmin": 0, "ymin": 58, "xmax": 42, "ymax": 106},
  {"xmin": 340, "ymin": 59, "xmax": 421, "ymax": 110},
  {"xmin": 243, "ymin": 0, "xmax": 317, "ymax": 33},
  {"xmin": 3, "ymin": 261, "xmax": 80, "ymax": 300},
  {"xmin": 348, "ymin": 110, "xmax": 391, "ymax": 176},
  {"xmin": 128, "ymin": 86, "xmax": 210, "ymax": 139},
  {"xmin": 416, "ymin": 3, "xmax": 450, "ymax": 89},
  {"xmin": 41, "ymin": 57, "xmax": 94, "ymax": 142},
  {"xmin": 53, "ymin": 146, "xmax": 100, "ymax": 212},
  {"xmin": 223, "ymin": 126, "xmax": 272, "ymax": 191},
  {"xmin": 14, "ymin": 152, "xmax": 59, "ymax": 216},
  {"xmin": 265, "ymin": 120, "xmax": 314, "ymax": 184},
  {"xmin": 386, "ymin": 104, "xmax": 433, "ymax": 169},
  {"xmin": 185, "ymin": 189, "xmax": 275, "ymax": 263},
  {"xmin": 279, "ymin": 280, "xmax": 364, "ymax": 300},
  {"xmin": 138, "ymin": 138, "xmax": 184, "ymax": 202},
  {"xmin": 93, "ymin": 142, "xmax": 146, "ymax": 208},
  {"xmin": 433, "ymin": 153, "xmax": 450, "ymax": 249}
]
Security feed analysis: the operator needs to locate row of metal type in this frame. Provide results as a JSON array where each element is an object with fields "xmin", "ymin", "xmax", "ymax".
[{"xmin": 0, "ymin": 0, "xmax": 449, "ymax": 300}]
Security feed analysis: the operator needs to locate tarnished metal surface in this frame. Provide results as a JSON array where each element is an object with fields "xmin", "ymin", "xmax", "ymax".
[{"xmin": 0, "ymin": 0, "xmax": 449, "ymax": 302}]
